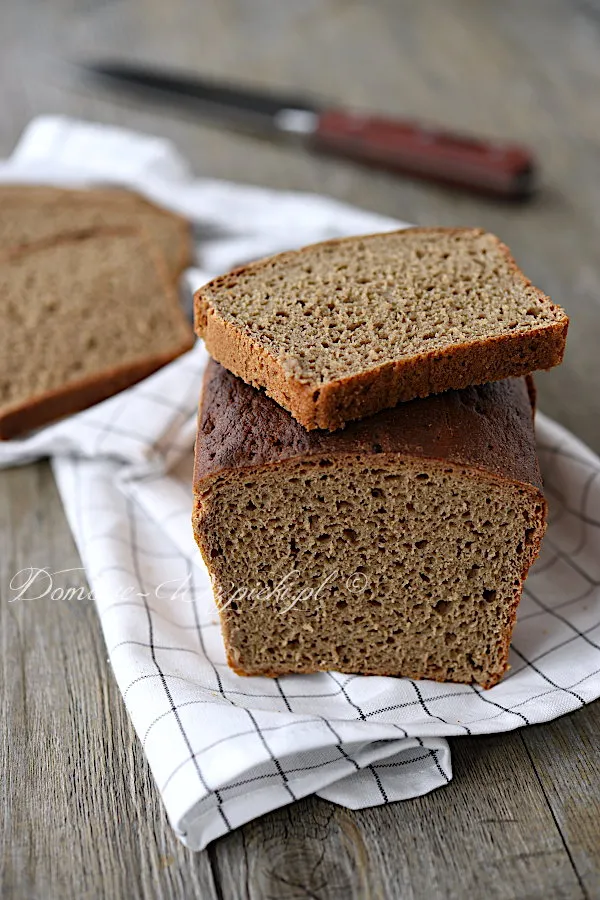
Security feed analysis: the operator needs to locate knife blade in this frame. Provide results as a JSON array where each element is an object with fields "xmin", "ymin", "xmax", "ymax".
[{"xmin": 83, "ymin": 62, "xmax": 536, "ymax": 199}]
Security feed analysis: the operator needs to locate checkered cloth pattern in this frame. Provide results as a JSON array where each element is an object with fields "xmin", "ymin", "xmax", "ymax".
[{"xmin": 1, "ymin": 118, "xmax": 599, "ymax": 850}]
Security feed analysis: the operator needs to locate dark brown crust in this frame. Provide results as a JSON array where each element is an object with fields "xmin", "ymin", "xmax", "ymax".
[
  {"xmin": 193, "ymin": 363, "xmax": 547, "ymax": 688},
  {"xmin": 194, "ymin": 227, "xmax": 568, "ymax": 431},
  {"xmin": 0, "ymin": 227, "xmax": 195, "ymax": 440},
  {"xmin": 194, "ymin": 360, "xmax": 544, "ymax": 492}
]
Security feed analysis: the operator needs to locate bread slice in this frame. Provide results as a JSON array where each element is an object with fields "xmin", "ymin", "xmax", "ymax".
[
  {"xmin": 193, "ymin": 360, "xmax": 546, "ymax": 689},
  {"xmin": 0, "ymin": 186, "xmax": 193, "ymax": 280},
  {"xmin": 194, "ymin": 228, "xmax": 568, "ymax": 431},
  {"xmin": 0, "ymin": 228, "xmax": 194, "ymax": 439}
]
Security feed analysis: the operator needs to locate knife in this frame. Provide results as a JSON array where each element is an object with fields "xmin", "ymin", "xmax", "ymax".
[{"xmin": 83, "ymin": 62, "xmax": 536, "ymax": 199}]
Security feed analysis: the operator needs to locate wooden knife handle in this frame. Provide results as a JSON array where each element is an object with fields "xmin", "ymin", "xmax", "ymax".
[{"xmin": 314, "ymin": 109, "xmax": 536, "ymax": 199}]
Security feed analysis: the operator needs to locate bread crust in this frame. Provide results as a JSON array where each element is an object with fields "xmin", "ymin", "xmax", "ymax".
[
  {"xmin": 194, "ymin": 227, "xmax": 568, "ymax": 431},
  {"xmin": 193, "ymin": 363, "xmax": 547, "ymax": 688},
  {"xmin": 0, "ymin": 227, "xmax": 194, "ymax": 440},
  {"xmin": 195, "ymin": 360, "xmax": 544, "ymax": 491}
]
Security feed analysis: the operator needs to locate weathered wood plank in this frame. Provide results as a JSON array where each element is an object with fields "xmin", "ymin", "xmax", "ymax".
[
  {"xmin": 521, "ymin": 704, "xmax": 600, "ymax": 899},
  {"xmin": 0, "ymin": 463, "xmax": 219, "ymax": 900},
  {"xmin": 212, "ymin": 731, "xmax": 585, "ymax": 900}
]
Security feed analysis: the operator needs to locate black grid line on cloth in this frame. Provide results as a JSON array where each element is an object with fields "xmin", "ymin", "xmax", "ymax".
[
  {"xmin": 361, "ymin": 689, "xmax": 468, "ymax": 721},
  {"xmin": 123, "ymin": 668, "xmax": 425, "ymax": 706},
  {"xmin": 414, "ymin": 736, "xmax": 451, "ymax": 784},
  {"xmin": 486, "ymin": 682, "xmax": 586, "ymax": 709},
  {"xmin": 159, "ymin": 718, "xmax": 325, "ymax": 793},
  {"xmin": 244, "ymin": 709, "xmax": 297, "ymax": 801},
  {"xmin": 137, "ymin": 390, "xmax": 196, "ymax": 416},
  {"xmin": 85, "ymin": 529, "xmax": 194, "ymax": 561},
  {"xmin": 544, "ymin": 480, "xmax": 600, "ymax": 530},
  {"xmin": 83, "ymin": 353, "xmax": 201, "ymax": 457},
  {"xmin": 92, "ymin": 564, "xmax": 138, "ymax": 581},
  {"xmin": 273, "ymin": 678, "xmax": 293, "ymax": 712},
  {"xmin": 527, "ymin": 550, "xmax": 561, "ymax": 578},
  {"xmin": 522, "ymin": 584, "xmax": 600, "ymax": 654},
  {"xmin": 82, "ymin": 413, "xmax": 190, "ymax": 458},
  {"xmin": 272, "ymin": 676, "xmax": 362, "ymax": 775},
  {"xmin": 509, "ymin": 645, "xmax": 586, "ymax": 706},
  {"xmin": 187, "ymin": 558, "xmax": 231, "ymax": 700},
  {"xmin": 327, "ymin": 673, "xmax": 368, "ymax": 722},
  {"xmin": 165, "ymin": 751, "xmax": 369, "ymax": 804},
  {"xmin": 123, "ymin": 666, "xmax": 366, "ymax": 703},
  {"xmin": 467, "ymin": 684, "xmax": 530, "ymax": 726},
  {"xmin": 410, "ymin": 681, "xmax": 472, "ymax": 736},
  {"xmin": 544, "ymin": 534, "xmax": 600, "ymax": 586},
  {"xmin": 99, "ymin": 599, "xmax": 214, "ymax": 630},
  {"xmin": 537, "ymin": 441, "xmax": 599, "ymax": 472},
  {"xmin": 559, "ymin": 468, "xmax": 600, "ymax": 557},
  {"xmin": 180, "ymin": 560, "xmax": 358, "ymax": 797},
  {"xmin": 367, "ymin": 766, "xmax": 389, "ymax": 802},
  {"xmin": 517, "ymin": 581, "xmax": 598, "ymax": 623},
  {"xmin": 569, "ymin": 665, "xmax": 600, "ymax": 691},
  {"xmin": 143, "ymin": 693, "xmax": 316, "ymax": 751},
  {"xmin": 121, "ymin": 669, "xmax": 235, "ymax": 701},
  {"xmin": 154, "ymin": 403, "xmax": 196, "ymax": 459},
  {"xmin": 519, "ymin": 618, "xmax": 600, "ymax": 669},
  {"xmin": 212, "ymin": 682, "xmax": 373, "ymax": 701},
  {"xmin": 71, "ymin": 458, "xmax": 86, "ymax": 552},
  {"xmin": 89, "ymin": 395, "xmax": 131, "ymax": 455},
  {"xmin": 367, "ymin": 744, "xmax": 451, "ymax": 792},
  {"xmin": 517, "ymin": 536, "xmax": 600, "ymax": 623},
  {"xmin": 318, "ymin": 717, "xmax": 361, "ymax": 773},
  {"xmin": 371, "ymin": 752, "xmax": 432, "ymax": 769},
  {"xmin": 124, "ymin": 497, "xmax": 232, "ymax": 833},
  {"xmin": 109, "ymin": 639, "xmax": 213, "ymax": 658}
]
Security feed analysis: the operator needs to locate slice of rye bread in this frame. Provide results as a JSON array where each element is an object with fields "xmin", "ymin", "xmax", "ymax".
[
  {"xmin": 194, "ymin": 227, "xmax": 568, "ymax": 431},
  {"xmin": 0, "ymin": 227, "xmax": 194, "ymax": 440},
  {"xmin": 0, "ymin": 186, "xmax": 194, "ymax": 280},
  {"xmin": 193, "ymin": 360, "xmax": 546, "ymax": 689}
]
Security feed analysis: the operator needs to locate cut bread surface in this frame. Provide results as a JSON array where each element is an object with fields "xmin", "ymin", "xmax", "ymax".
[
  {"xmin": 193, "ymin": 361, "xmax": 546, "ymax": 689},
  {"xmin": 0, "ymin": 228, "xmax": 194, "ymax": 439},
  {"xmin": 194, "ymin": 228, "xmax": 568, "ymax": 430}
]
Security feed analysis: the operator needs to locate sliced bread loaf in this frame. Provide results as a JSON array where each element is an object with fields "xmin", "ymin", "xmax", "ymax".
[
  {"xmin": 0, "ymin": 186, "xmax": 193, "ymax": 280},
  {"xmin": 193, "ymin": 360, "xmax": 546, "ymax": 688},
  {"xmin": 0, "ymin": 228, "xmax": 194, "ymax": 439},
  {"xmin": 194, "ymin": 228, "xmax": 568, "ymax": 430}
]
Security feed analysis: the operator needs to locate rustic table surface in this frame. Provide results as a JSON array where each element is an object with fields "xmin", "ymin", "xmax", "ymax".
[{"xmin": 2, "ymin": 1, "xmax": 600, "ymax": 897}]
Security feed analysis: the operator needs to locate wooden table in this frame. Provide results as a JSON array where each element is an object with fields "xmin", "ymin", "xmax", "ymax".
[{"xmin": 1, "ymin": 1, "xmax": 599, "ymax": 897}]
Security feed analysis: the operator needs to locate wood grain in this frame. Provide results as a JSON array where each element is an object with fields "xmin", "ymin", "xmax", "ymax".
[
  {"xmin": 212, "ymin": 731, "xmax": 586, "ymax": 899},
  {"xmin": 0, "ymin": 463, "xmax": 219, "ymax": 899},
  {"xmin": 1, "ymin": 0, "xmax": 600, "ymax": 897}
]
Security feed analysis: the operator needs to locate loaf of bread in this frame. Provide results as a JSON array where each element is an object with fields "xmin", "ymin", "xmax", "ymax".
[
  {"xmin": 0, "ymin": 228, "xmax": 194, "ymax": 439},
  {"xmin": 193, "ymin": 360, "xmax": 546, "ymax": 688},
  {"xmin": 194, "ymin": 228, "xmax": 568, "ymax": 431},
  {"xmin": 0, "ymin": 186, "xmax": 193, "ymax": 280}
]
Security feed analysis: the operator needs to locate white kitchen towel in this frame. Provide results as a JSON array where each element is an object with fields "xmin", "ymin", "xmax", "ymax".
[{"xmin": 2, "ymin": 117, "xmax": 599, "ymax": 851}]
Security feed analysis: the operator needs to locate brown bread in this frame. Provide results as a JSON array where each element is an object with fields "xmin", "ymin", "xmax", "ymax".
[
  {"xmin": 194, "ymin": 227, "xmax": 568, "ymax": 431},
  {"xmin": 192, "ymin": 360, "xmax": 546, "ymax": 689},
  {"xmin": 0, "ymin": 185, "xmax": 193, "ymax": 280},
  {"xmin": 0, "ymin": 228, "xmax": 194, "ymax": 439}
]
